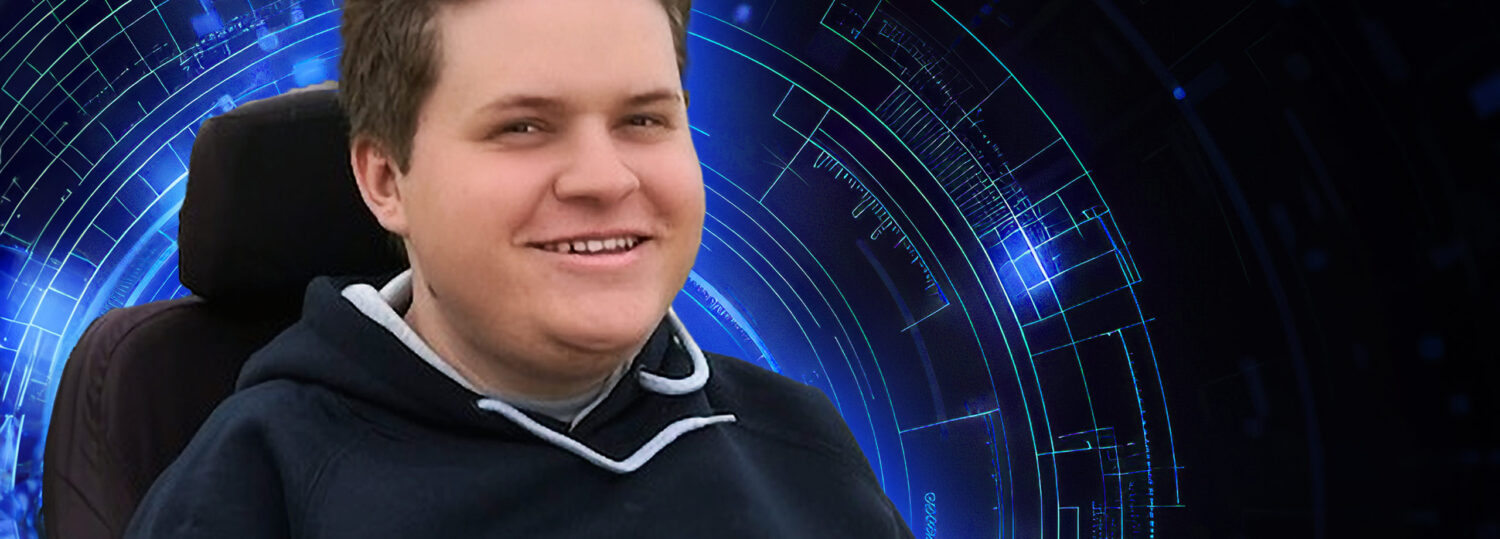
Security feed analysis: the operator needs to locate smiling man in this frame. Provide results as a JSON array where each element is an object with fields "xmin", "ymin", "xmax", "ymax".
[{"xmin": 124, "ymin": 0, "xmax": 913, "ymax": 537}]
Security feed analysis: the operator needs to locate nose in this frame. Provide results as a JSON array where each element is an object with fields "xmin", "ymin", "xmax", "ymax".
[{"xmin": 552, "ymin": 123, "xmax": 640, "ymax": 205}]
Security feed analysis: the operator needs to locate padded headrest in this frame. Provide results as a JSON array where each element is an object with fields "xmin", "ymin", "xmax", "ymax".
[{"xmin": 179, "ymin": 88, "xmax": 406, "ymax": 304}]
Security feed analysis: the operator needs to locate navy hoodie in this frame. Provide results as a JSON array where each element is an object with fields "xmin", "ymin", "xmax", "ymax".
[{"xmin": 125, "ymin": 275, "xmax": 914, "ymax": 538}]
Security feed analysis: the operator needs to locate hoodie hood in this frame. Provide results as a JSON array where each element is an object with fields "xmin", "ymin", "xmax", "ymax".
[{"xmin": 236, "ymin": 274, "xmax": 735, "ymax": 474}]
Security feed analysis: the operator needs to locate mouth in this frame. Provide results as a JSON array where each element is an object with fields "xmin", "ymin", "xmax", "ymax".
[{"xmin": 527, "ymin": 234, "xmax": 652, "ymax": 256}]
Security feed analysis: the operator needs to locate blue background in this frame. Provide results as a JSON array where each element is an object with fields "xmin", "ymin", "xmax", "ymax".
[{"xmin": 0, "ymin": 0, "xmax": 1496, "ymax": 537}]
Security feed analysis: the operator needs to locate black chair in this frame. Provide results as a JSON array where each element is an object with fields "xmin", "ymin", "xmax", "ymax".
[{"xmin": 41, "ymin": 88, "xmax": 405, "ymax": 539}]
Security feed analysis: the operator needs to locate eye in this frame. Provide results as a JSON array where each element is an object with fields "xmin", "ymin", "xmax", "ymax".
[
  {"xmin": 624, "ymin": 115, "xmax": 666, "ymax": 128},
  {"xmin": 500, "ymin": 121, "xmax": 542, "ymax": 134},
  {"xmin": 484, "ymin": 119, "xmax": 549, "ymax": 141}
]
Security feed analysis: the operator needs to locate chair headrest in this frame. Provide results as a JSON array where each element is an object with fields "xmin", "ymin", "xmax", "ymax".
[{"xmin": 179, "ymin": 88, "xmax": 406, "ymax": 304}]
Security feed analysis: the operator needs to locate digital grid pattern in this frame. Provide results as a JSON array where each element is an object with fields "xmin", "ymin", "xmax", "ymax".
[{"xmin": 0, "ymin": 1, "xmax": 1181, "ymax": 537}]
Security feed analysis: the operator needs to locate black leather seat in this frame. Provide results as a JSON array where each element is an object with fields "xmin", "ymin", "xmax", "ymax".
[{"xmin": 41, "ymin": 88, "xmax": 405, "ymax": 539}]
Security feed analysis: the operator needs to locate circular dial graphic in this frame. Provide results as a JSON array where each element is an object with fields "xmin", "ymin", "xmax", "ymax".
[{"xmin": 0, "ymin": 1, "xmax": 1180, "ymax": 537}]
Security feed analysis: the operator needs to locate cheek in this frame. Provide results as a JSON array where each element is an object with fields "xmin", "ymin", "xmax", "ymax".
[
  {"xmin": 656, "ymin": 162, "xmax": 705, "ymax": 265},
  {"xmin": 675, "ymin": 171, "xmax": 707, "ymax": 231},
  {"xmin": 644, "ymin": 150, "xmax": 705, "ymax": 219},
  {"xmin": 416, "ymin": 156, "xmax": 549, "ymax": 232}
]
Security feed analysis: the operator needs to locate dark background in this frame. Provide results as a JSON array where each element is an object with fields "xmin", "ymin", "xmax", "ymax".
[{"xmin": 974, "ymin": 0, "xmax": 1497, "ymax": 536}]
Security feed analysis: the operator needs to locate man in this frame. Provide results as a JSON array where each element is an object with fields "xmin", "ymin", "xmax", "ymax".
[{"xmin": 127, "ymin": 0, "xmax": 914, "ymax": 536}]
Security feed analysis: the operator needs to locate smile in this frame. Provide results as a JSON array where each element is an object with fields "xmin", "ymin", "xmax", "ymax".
[{"xmin": 530, "ymin": 235, "xmax": 649, "ymax": 255}]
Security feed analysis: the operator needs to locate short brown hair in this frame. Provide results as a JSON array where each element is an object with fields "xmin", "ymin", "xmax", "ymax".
[{"xmin": 339, "ymin": 0, "xmax": 692, "ymax": 172}]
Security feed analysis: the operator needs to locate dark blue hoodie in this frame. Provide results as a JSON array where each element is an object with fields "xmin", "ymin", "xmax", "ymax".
[{"xmin": 125, "ymin": 275, "xmax": 914, "ymax": 537}]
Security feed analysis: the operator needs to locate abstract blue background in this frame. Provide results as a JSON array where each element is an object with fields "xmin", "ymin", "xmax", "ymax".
[{"xmin": 0, "ymin": 0, "xmax": 1496, "ymax": 538}]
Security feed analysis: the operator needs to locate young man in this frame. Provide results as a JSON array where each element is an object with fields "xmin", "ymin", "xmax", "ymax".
[{"xmin": 126, "ymin": 0, "xmax": 914, "ymax": 536}]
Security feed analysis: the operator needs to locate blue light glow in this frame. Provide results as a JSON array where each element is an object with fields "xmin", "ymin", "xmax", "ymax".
[{"xmin": 0, "ymin": 1, "xmax": 1183, "ymax": 536}]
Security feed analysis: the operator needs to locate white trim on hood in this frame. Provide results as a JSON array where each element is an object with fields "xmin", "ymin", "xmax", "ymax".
[
  {"xmin": 339, "ymin": 269, "xmax": 735, "ymax": 474},
  {"xmin": 342, "ymin": 270, "xmax": 479, "ymax": 394}
]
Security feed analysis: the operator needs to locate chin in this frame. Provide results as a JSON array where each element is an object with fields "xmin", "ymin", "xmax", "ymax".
[{"xmin": 548, "ymin": 302, "xmax": 659, "ymax": 354}]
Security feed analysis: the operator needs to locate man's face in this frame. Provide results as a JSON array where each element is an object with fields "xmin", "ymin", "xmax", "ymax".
[{"xmin": 395, "ymin": 0, "xmax": 702, "ymax": 385}]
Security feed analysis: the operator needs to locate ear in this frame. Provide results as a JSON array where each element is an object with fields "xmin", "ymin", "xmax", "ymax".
[{"xmin": 350, "ymin": 136, "xmax": 409, "ymax": 237}]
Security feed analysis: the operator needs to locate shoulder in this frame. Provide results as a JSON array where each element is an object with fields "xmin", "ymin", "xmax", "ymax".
[
  {"xmin": 206, "ymin": 380, "xmax": 356, "ymax": 437},
  {"xmin": 704, "ymin": 354, "xmax": 914, "ymax": 538},
  {"xmin": 128, "ymin": 382, "xmax": 370, "ymax": 536},
  {"xmin": 174, "ymin": 380, "xmax": 368, "ymax": 479},
  {"xmin": 704, "ymin": 352, "xmax": 833, "ymax": 416},
  {"xmin": 703, "ymin": 352, "xmax": 870, "ymax": 470}
]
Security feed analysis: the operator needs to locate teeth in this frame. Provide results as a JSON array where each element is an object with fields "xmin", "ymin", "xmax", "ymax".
[{"xmin": 539, "ymin": 236, "xmax": 642, "ymax": 254}]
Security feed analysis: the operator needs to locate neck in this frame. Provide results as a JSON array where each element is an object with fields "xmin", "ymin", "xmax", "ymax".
[{"xmin": 400, "ymin": 272, "xmax": 646, "ymax": 401}]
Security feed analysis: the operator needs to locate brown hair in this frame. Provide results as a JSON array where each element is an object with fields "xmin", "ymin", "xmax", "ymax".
[{"xmin": 339, "ymin": 0, "xmax": 692, "ymax": 172}]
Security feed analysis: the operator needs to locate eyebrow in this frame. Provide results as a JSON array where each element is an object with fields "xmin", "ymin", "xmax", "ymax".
[
  {"xmin": 624, "ymin": 89, "xmax": 686, "ymax": 107},
  {"xmin": 477, "ymin": 88, "xmax": 685, "ymax": 114}
]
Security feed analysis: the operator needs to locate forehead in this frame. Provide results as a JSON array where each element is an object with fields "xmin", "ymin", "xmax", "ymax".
[{"xmin": 428, "ymin": 0, "xmax": 680, "ymax": 108}]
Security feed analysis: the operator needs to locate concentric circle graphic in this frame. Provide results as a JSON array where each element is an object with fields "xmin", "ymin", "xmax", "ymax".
[{"xmin": 0, "ymin": 0, "xmax": 1180, "ymax": 536}]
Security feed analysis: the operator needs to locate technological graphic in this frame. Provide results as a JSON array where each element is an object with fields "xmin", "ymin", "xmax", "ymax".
[{"xmin": 0, "ymin": 0, "xmax": 1186, "ymax": 536}]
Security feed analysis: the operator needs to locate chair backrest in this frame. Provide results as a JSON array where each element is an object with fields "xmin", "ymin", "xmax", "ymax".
[{"xmin": 41, "ymin": 88, "xmax": 406, "ymax": 539}]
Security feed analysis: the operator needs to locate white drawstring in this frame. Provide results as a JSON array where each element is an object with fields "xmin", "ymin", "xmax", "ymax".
[
  {"xmin": 344, "ymin": 270, "xmax": 733, "ymax": 474},
  {"xmin": 477, "ymin": 398, "xmax": 735, "ymax": 474},
  {"xmin": 637, "ymin": 307, "xmax": 711, "ymax": 395}
]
